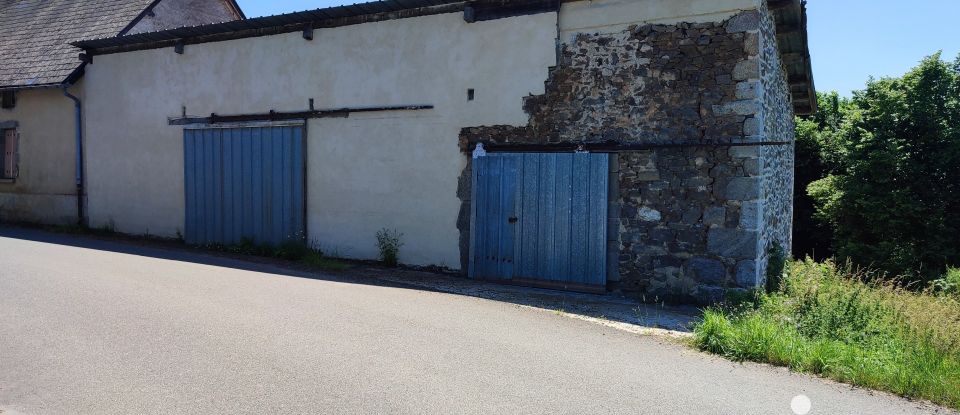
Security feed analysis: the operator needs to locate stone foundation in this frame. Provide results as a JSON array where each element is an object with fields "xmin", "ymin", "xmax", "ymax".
[{"xmin": 458, "ymin": 8, "xmax": 794, "ymax": 304}]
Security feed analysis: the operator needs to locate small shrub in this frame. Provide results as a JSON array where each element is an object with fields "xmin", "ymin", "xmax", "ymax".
[
  {"xmin": 935, "ymin": 268, "xmax": 960, "ymax": 296},
  {"xmin": 276, "ymin": 238, "xmax": 310, "ymax": 261},
  {"xmin": 765, "ymin": 241, "xmax": 787, "ymax": 292},
  {"xmin": 97, "ymin": 219, "xmax": 117, "ymax": 234},
  {"xmin": 723, "ymin": 288, "xmax": 762, "ymax": 311},
  {"xmin": 375, "ymin": 228, "xmax": 404, "ymax": 267},
  {"xmin": 302, "ymin": 249, "xmax": 351, "ymax": 271}
]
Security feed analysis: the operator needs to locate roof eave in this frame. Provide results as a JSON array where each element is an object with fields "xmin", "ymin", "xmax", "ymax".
[
  {"xmin": 0, "ymin": 81, "xmax": 69, "ymax": 93},
  {"xmin": 770, "ymin": 0, "xmax": 816, "ymax": 115},
  {"xmin": 71, "ymin": 0, "xmax": 564, "ymax": 56}
]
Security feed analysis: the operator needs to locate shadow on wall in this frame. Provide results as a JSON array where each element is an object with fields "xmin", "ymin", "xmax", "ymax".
[{"xmin": 0, "ymin": 225, "xmax": 701, "ymax": 332}]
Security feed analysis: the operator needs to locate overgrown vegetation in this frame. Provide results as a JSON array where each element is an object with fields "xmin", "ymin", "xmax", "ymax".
[
  {"xmin": 375, "ymin": 228, "xmax": 404, "ymax": 267},
  {"xmin": 795, "ymin": 53, "xmax": 960, "ymax": 284},
  {"xmin": 209, "ymin": 236, "xmax": 351, "ymax": 271},
  {"xmin": 694, "ymin": 260, "xmax": 960, "ymax": 409},
  {"xmin": 42, "ymin": 220, "xmax": 118, "ymax": 236},
  {"xmin": 935, "ymin": 268, "xmax": 960, "ymax": 297},
  {"xmin": 765, "ymin": 242, "xmax": 786, "ymax": 293}
]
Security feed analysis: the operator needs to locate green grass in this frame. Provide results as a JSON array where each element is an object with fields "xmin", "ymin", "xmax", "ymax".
[
  {"xmin": 694, "ymin": 259, "xmax": 960, "ymax": 409},
  {"xmin": 41, "ymin": 221, "xmax": 117, "ymax": 236},
  {"xmin": 206, "ymin": 237, "xmax": 352, "ymax": 272},
  {"xmin": 301, "ymin": 249, "xmax": 351, "ymax": 271}
]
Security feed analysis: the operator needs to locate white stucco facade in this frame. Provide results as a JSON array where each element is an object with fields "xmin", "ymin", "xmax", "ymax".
[{"xmin": 83, "ymin": 12, "xmax": 557, "ymax": 267}]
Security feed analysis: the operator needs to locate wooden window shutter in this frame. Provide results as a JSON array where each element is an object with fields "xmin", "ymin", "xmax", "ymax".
[{"xmin": 3, "ymin": 129, "xmax": 17, "ymax": 178}]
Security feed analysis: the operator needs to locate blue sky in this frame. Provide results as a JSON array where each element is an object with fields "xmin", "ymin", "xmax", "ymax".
[{"xmin": 236, "ymin": 0, "xmax": 960, "ymax": 96}]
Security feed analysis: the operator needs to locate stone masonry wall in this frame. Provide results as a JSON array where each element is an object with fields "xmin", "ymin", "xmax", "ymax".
[
  {"xmin": 458, "ymin": 8, "xmax": 794, "ymax": 304},
  {"xmin": 756, "ymin": 1, "xmax": 796, "ymax": 284}
]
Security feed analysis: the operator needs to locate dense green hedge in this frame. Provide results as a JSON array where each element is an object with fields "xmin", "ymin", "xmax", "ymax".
[{"xmin": 793, "ymin": 53, "xmax": 960, "ymax": 284}]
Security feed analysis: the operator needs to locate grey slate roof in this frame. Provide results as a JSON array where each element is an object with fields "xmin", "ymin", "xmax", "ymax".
[{"xmin": 0, "ymin": 0, "xmax": 156, "ymax": 89}]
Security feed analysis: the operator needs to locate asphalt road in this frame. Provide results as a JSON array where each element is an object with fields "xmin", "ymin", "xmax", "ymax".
[{"xmin": 0, "ymin": 227, "xmax": 951, "ymax": 414}]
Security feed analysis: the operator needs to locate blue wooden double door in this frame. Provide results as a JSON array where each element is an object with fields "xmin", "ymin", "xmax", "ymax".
[
  {"xmin": 470, "ymin": 152, "xmax": 609, "ymax": 290},
  {"xmin": 183, "ymin": 125, "xmax": 305, "ymax": 246}
]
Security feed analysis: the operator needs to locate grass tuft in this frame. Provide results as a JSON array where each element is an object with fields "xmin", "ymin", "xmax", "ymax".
[
  {"xmin": 207, "ymin": 237, "xmax": 351, "ymax": 271},
  {"xmin": 694, "ymin": 259, "xmax": 960, "ymax": 409}
]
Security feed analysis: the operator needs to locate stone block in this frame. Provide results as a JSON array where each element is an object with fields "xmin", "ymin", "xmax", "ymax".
[
  {"xmin": 733, "ymin": 59, "xmax": 760, "ymax": 80},
  {"xmin": 743, "ymin": 158, "xmax": 760, "ymax": 175},
  {"xmin": 703, "ymin": 206, "xmax": 726, "ymax": 226},
  {"xmin": 681, "ymin": 207, "xmax": 702, "ymax": 224},
  {"xmin": 707, "ymin": 228, "xmax": 758, "ymax": 259},
  {"xmin": 725, "ymin": 10, "xmax": 760, "ymax": 33},
  {"xmin": 736, "ymin": 81, "xmax": 760, "ymax": 100},
  {"xmin": 740, "ymin": 200, "xmax": 760, "ymax": 230},
  {"xmin": 743, "ymin": 116, "xmax": 760, "ymax": 136},
  {"xmin": 684, "ymin": 176, "xmax": 712, "ymax": 188},
  {"xmin": 725, "ymin": 177, "xmax": 760, "ymax": 200},
  {"xmin": 695, "ymin": 286, "xmax": 726, "ymax": 305},
  {"xmin": 713, "ymin": 100, "xmax": 758, "ymax": 116},
  {"xmin": 639, "ymin": 207, "xmax": 662, "ymax": 222},
  {"xmin": 729, "ymin": 145, "xmax": 759, "ymax": 159},
  {"xmin": 636, "ymin": 170, "xmax": 661, "ymax": 181},
  {"xmin": 684, "ymin": 257, "xmax": 726, "ymax": 285},
  {"xmin": 676, "ymin": 228, "xmax": 704, "ymax": 247},
  {"xmin": 653, "ymin": 266, "xmax": 682, "ymax": 285},
  {"xmin": 744, "ymin": 32, "xmax": 759, "ymax": 55},
  {"xmin": 735, "ymin": 260, "xmax": 758, "ymax": 288},
  {"xmin": 649, "ymin": 227, "xmax": 675, "ymax": 244}
]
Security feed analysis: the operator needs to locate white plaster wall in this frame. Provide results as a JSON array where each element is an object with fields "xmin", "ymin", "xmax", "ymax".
[
  {"xmin": 559, "ymin": 0, "xmax": 758, "ymax": 40},
  {"xmin": 0, "ymin": 86, "xmax": 79, "ymax": 225},
  {"xmin": 83, "ymin": 12, "xmax": 557, "ymax": 267}
]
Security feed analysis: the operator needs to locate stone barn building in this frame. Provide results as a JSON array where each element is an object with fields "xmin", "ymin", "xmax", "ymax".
[{"xmin": 70, "ymin": 0, "xmax": 814, "ymax": 304}]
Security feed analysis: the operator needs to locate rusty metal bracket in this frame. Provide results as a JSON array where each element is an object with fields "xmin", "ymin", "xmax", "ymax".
[{"xmin": 169, "ymin": 104, "xmax": 434, "ymax": 125}]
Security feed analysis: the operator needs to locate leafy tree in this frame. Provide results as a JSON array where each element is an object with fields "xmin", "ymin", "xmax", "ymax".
[
  {"xmin": 807, "ymin": 53, "xmax": 960, "ymax": 283},
  {"xmin": 792, "ymin": 92, "xmax": 850, "ymax": 259}
]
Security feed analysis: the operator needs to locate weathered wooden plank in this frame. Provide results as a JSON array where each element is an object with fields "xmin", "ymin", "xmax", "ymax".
[
  {"xmin": 570, "ymin": 153, "xmax": 590, "ymax": 281},
  {"xmin": 486, "ymin": 156, "xmax": 503, "ymax": 279},
  {"xmin": 202, "ymin": 129, "xmax": 216, "ymax": 244},
  {"xmin": 468, "ymin": 157, "xmax": 481, "ymax": 279},
  {"xmin": 251, "ymin": 127, "xmax": 264, "ymax": 243},
  {"xmin": 183, "ymin": 130, "xmax": 195, "ymax": 244},
  {"xmin": 519, "ymin": 154, "xmax": 540, "ymax": 279},
  {"xmin": 553, "ymin": 153, "xmax": 573, "ymax": 281},
  {"xmin": 499, "ymin": 156, "xmax": 517, "ymax": 279},
  {"xmin": 291, "ymin": 126, "xmax": 305, "ymax": 240},
  {"xmin": 222, "ymin": 128, "xmax": 236, "ymax": 245},
  {"xmin": 537, "ymin": 153, "xmax": 556, "ymax": 279},
  {"xmin": 588, "ymin": 154, "xmax": 609, "ymax": 285},
  {"xmin": 240, "ymin": 128, "xmax": 253, "ymax": 241},
  {"xmin": 270, "ymin": 128, "xmax": 285, "ymax": 245}
]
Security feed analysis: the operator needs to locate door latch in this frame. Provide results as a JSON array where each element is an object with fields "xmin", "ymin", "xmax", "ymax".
[{"xmin": 508, "ymin": 216, "xmax": 518, "ymax": 223}]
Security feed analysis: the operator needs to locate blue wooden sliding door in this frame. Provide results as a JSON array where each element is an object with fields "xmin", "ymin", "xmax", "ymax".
[
  {"xmin": 470, "ymin": 152, "xmax": 609, "ymax": 289},
  {"xmin": 183, "ymin": 125, "xmax": 305, "ymax": 246}
]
